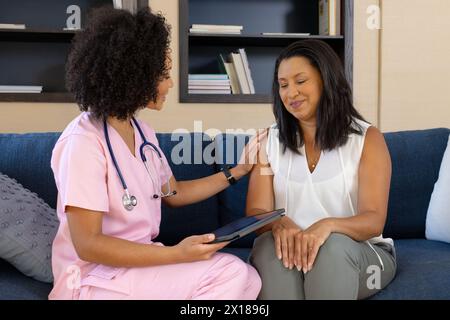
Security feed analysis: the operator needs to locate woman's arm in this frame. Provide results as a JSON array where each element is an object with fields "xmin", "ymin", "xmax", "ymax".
[
  {"xmin": 162, "ymin": 130, "xmax": 268, "ymax": 208},
  {"xmin": 326, "ymin": 126, "xmax": 392, "ymax": 240},
  {"xmin": 245, "ymin": 132, "xmax": 301, "ymax": 270},
  {"xmin": 66, "ymin": 206, "xmax": 228, "ymax": 267}
]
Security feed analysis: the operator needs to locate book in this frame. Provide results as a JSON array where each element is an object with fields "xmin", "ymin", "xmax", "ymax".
[
  {"xmin": 189, "ymin": 28, "xmax": 241, "ymax": 35},
  {"xmin": 112, "ymin": 0, "xmax": 142, "ymax": 14},
  {"xmin": 238, "ymin": 48, "xmax": 255, "ymax": 94},
  {"xmin": 261, "ymin": 32, "xmax": 311, "ymax": 37},
  {"xmin": 188, "ymin": 80, "xmax": 230, "ymax": 86},
  {"xmin": 191, "ymin": 24, "xmax": 243, "ymax": 31},
  {"xmin": 230, "ymin": 52, "xmax": 251, "ymax": 94},
  {"xmin": 218, "ymin": 54, "xmax": 241, "ymax": 94},
  {"xmin": 0, "ymin": 23, "xmax": 26, "ymax": 29},
  {"xmin": 188, "ymin": 85, "xmax": 231, "ymax": 90},
  {"xmin": 319, "ymin": 0, "xmax": 340, "ymax": 36},
  {"xmin": 189, "ymin": 89, "xmax": 231, "ymax": 94},
  {"xmin": 0, "ymin": 85, "xmax": 42, "ymax": 93},
  {"xmin": 335, "ymin": 0, "xmax": 341, "ymax": 36},
  {"xmin": 188, "ymin": 74, "xmax": 229, "ymax": 80}
]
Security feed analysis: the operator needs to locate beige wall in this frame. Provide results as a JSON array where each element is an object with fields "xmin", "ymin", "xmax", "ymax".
[
  {"xmin": 353, "ymin": 0, "xmax": 380, "ymax": 127},
  {"xmin": 1, "ymin": 0, "xmax": 449, "ymax": 133},
  {"xmin": 379, "ymin": 0, "xmax": 450, "ymax": 131}
]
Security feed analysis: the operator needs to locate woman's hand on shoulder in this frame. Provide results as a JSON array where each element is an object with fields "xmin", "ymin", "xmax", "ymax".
[
  {"xmin": 173, "ymin": 234, "xmax": 229, "ymax": 263},
  {"xmin": 234, "ymin": 128, "xmax": 269, "ymax": 177},
  {"xmin": 271, "ymin": 216, "xmax": 302, "ymax": 270}
]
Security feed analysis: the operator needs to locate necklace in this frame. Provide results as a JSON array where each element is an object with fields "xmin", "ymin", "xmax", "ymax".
[
  {"xmin": 306, "ymin": 144, "xmax": 321, "ymax": 171},
  {"xmin": 310, "ymin": 151, "xmax": 320, "ymax": 169}
]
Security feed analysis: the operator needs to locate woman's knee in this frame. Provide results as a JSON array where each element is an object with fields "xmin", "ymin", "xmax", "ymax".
[
  {"xmin": 316, "ymin": 233, "xmax": 360, "ymax": 263},
  {"xmin": 308, "ymin": 233, "xmax": 362, "ymax": 277},
  {"xmin": 250, "ymin": 232, "xmax": 277, "ymax": 265}
]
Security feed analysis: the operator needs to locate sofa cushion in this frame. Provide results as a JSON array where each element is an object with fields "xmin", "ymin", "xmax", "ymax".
[
  {"xmin": 371, "ymin": 239, "xmax": 450, "ymax": 299},
  {"xmin": 155, "ymin": 133, "xmax": 220, "ymax": 245},
  {"xmin": 426, "ymin": 134, "xmax": 450, "ymax": 243},
  {"xmin": 0, "ymin": 133, "xmax": 60, "ymax": 209},
  {"xmin": 383, "ymin": 128, "xmax": 450, "ymax": 239},
  {"xmin": 0, "ymin": 259, "xmax": 51, "ymax": 300},
  {"xmin": 0, "ymin": 173, "xmax": 58, "ymax": 283}
]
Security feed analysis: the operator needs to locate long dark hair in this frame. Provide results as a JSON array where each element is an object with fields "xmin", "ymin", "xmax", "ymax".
[{"xmin": 272, "ymin": 39, "xmax": 366, "ymax": 153}]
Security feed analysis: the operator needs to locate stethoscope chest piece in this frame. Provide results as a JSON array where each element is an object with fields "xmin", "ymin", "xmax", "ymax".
[{"xmin": 122, "ymin": 193, "xmax": 137, "ymax": 211}]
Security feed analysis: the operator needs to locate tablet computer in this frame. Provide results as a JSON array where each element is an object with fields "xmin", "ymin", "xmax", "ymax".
[{"xmin": 209, "ymin": 209, "xmax": 285, "ymax": 244}]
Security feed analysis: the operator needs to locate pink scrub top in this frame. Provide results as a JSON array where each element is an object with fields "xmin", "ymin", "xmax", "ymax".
[{"xmin": 49, "ymin": 112, "xmax": 172, "ymax": 299}]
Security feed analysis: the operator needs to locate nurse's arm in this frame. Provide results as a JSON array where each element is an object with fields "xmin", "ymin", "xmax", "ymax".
[
  {"xmin": 245, "ymin": 135, "xmax": 275, "ymax": 235},
  {"xmin": 66, "ymin": 206, "xmax": 228, "ymax": 267},
  {"xmin": 162, "ymin": 129, "xmax": 268, "ymax": 208},
  {"xmin": 161, "ymin": 166, "xmax": 246, "ymax": 208}
]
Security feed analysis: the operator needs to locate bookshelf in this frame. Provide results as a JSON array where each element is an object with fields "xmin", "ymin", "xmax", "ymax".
[
  {"xmin": 179, "ymin": 0, "xmax": 353, "ymax": 104},
  {"xmin": 0, "ymin": 0, "xmax": 121, "ymax": 103}
]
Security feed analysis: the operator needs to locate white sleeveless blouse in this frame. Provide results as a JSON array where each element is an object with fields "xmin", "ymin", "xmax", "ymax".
[{"xmin": 266, "ymin": 118, "xmax": 393, "ymax": 248}]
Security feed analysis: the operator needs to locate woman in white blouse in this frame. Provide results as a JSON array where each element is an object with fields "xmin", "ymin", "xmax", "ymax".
[{"xmin": 247, "ymin": 40, "xmax": 396, "ymax": 300}]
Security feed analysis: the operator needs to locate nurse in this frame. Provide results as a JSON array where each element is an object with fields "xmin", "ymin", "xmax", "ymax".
[{"xmin": 49, "ymin": 7, "xmax": 262, "ymax": 300}]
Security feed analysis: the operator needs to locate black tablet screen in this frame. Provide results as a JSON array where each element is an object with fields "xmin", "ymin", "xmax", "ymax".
[{"xmin": 211, "ymin": 209, "xmax": 285, "ymax": 242}]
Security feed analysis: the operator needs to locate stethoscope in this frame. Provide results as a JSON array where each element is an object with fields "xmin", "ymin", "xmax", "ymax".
[{"xmin": 104, "ymin": 117, "xmax": 176, "ymax": 211}]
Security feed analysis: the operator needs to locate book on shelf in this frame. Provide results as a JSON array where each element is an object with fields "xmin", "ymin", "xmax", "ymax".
[
  {"xmin": 112, "ymin": 0, "xmax": 144, "ymax": 14},
  {"xmin": 188, "ymin": 80, "xmax": 230, "ymax": 86},
  {"xmin": 188, "ymin": 89, "xmax": 231, "ymax": 95},
  {"xmin": 189, "ymin": 85, "xmax": 231, "ymax": 90},
  {"xmin": 218, "ymin": 54, "xmax": 241, "ymax": 94},
  {"xmin": 238, "ymin": 48, "xmax": 255, "ymax": 94},
  {"xmin": 191, "ymin": 24, "xmax": 243, "ymax": 31},
  {"xmin": 319, "ymin": 0, "xmax": 341, "ymax": 36},
  {"xmin": 261, "ymin": 32, "xmax": 311, "ymax": 37},
  {"xmin": 0, "ymin": 23, "xmax": 26, "ymax": 30},
  {"xmin": 188, "ymin": 74, "xmax": 229, "ymax": 80},
  {"xmin": 230, "ymin": 52, "xmax": 251, "ymax": 94},
  {"xmin": 0, "ymin": 85, "xmax": 42, "ymax": 93},
  {"xmin": 188, "ymin": 74, "xmax": 231, "ymax": 95},
  {"xmin": 189, "ymin": 28, "xmax": 241, "ymax": 35},
  {"xmin": 190, "ymin": 24, "xmax": 243, "ymax": 35}
]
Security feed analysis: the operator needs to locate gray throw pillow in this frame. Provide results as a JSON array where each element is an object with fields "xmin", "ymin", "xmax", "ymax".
[{"xmin": 0, "ymin": 173, "xmax": 59, "ymax": 283}]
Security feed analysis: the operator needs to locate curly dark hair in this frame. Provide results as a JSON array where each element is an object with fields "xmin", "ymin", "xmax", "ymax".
[
  {"xmin": 272, "ymin": 40, "xmax": 366, "ymax": 153},
  {"xmin": 66, "ymin": 6, "xmax": 171, "ymax": 121}
]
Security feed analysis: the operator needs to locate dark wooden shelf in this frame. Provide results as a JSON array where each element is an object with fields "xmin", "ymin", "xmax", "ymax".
[
  {"xmin": 179, "ymin": 0, "xmax": 353, "ymax": 104},
  {"xmin": 181, "ymin": 94, "xmax": 271, "ymax": 104},
  {"xmin": 0, "ymin": 28, "xmax": 78, "ymax": 42},
  {"xmin": 0, "ymin": 92, "xmax": 74, "ymax": 102},
  {"xmin": 189, "ymin": 33, "xmax": 344, "ymax": 47}
]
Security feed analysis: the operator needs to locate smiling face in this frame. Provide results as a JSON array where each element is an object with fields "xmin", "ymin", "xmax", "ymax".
[
  {"xmin": 146, "ymin": 58, "xmax": 174, "ymax": 111},
  {"xmin": 278, "ymin": 56, "xmax": 323, "ymax": 124}
]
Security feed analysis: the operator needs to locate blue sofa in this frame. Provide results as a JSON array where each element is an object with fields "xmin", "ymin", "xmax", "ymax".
[{"xmin": 0, "ymin": 128, "xmax": 449, "ymax": 300}]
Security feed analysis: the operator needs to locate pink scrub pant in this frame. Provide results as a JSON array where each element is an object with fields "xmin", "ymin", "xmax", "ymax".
[{"xmin": 78, "ymin": 253, "xmax": 261, "ymax": 300}]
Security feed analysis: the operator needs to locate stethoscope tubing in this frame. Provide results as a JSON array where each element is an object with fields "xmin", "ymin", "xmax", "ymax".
[{"xmin": 104, "ymin": 118, "xmax": 175, "ymax": 210}]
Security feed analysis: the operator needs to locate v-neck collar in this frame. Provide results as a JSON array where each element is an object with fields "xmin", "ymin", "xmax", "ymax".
[
  {"xmin": 107, "ymin": 120, "xmax": 139, "ymax": 160},
  {"xmin": 301, "ymin": 145, "xmax": 322, "ymax": 175}
]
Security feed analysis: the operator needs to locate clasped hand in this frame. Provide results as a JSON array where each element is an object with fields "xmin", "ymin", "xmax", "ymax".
[{"xmin": 272, "ymin": 216, "xmax": 332, "ymax": 273}]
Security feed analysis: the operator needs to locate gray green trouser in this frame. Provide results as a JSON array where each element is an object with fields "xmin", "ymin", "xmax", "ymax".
[{"xmin": 249, "ymin": 232, "xmax": 397, "ymax": 300}]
